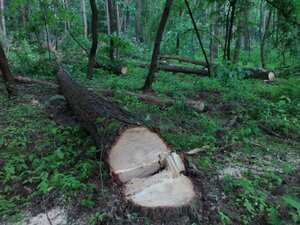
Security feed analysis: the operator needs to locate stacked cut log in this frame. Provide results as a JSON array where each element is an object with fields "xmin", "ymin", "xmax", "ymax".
[
  {"xmin": 157, "ymin": 54, "xmax": 275, "ymax": 80},
  {"xmin": 57, "ymin": 70, "xmax": 198, "ymax": 220}
]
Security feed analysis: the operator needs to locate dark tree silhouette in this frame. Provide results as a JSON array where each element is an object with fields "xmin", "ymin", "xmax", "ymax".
[
  {"xmin": 0, "ymin": 42, "xmax": 18, "ymax": 95},
  {"xmin": 86, "ymin": 0, "xmax": 98, "ymax": 79},
  {"xmin": 141, "ymin": 0, "xmax": 173, "ymax": 92}
]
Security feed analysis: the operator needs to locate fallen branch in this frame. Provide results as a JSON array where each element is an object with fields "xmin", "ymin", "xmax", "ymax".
[
  {"xmin": 258, "ymin": 124, "xmax": 282, "ymax": 138},
  {"xmin": 14, "ymin": 75, "xmax": 204, "ymax": 111}
]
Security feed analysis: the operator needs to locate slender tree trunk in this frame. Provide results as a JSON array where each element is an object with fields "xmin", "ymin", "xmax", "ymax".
[
  {"xmin": 209, "ymin": 2, "xmax": 218, "ymax": 63},
  {"xmin": 233, "ymin": 20, "xmax": 243, "ymax": 64},
  {"xmin": 223, "ymin": 3, "xmax": 231, "ymax": 60},
  {"xmin": 116, "ymin": 3, "xmax": 120, "ymax": 36},
  {"xmin": 243, "ymin": 3, "xmax": 251, "ymax": 51},
  {"xmin": 106, "ymin": 0, "xmax": 111, "ymax": 34},
  {"xmin": 0, "ymin": 0, "xmax": 6, "ymax": 38},
  {"xmin": 107, "ymin": 0, "xmax": 115, "ymax": 62},
  {"xmin": 81, "ymin": 0, "xmax": 88, "ymax": 38},
  {"xmin": 233, "ymin": 37, "xmax": 241, "ymax": 64},
  {"xmin": 261, "ymin": 9, "xmax": 272, "ymax": 69},
  {"xmin": 141, "ymin": 0, "xmax": 173, "ymax": 92},
  {"xmin": 226, "ymin": 0, "xmax": 237, "ymax": 61},
  {"xmin": 184, "ymin": 0, "xmax": 210, "ymax": 76},
  {"xmin": 86, "ymin": 0, "xmax": 98, "ymax": 79},
  {"xmin": 0, "ymin": 43, "xmax": 18, "ymax": 95},
  {"xmin": 136, "ymin": 0, "xmax": 144, "ymax": 42}
]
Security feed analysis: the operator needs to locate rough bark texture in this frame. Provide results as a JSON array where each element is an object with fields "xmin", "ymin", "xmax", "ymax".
[
  {"xmin": 141, "ymin": 0, "xmax": 173, "ymax": 92},
  {"xmin": 0, "ymin": 43, "xmax": 18, "ymax": 95},
  {"xmin": 86, "ymin": 0, "xmax": 98, "ymax": 79},
  {"xmin": 57, "ymin": 70, "xmax": 140, "ymax": 148},
  {"xmin": 57, "ymin": 71, "xmax": 198, "ymax": 220}
]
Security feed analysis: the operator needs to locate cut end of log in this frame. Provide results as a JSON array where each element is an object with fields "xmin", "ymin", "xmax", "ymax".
[
  {"xmin": 109, "ymin": 126, "xmax": 171, "ymax": 184},
  {"xmin": 121, "ymin": 66, "xmax": 128, "ymax": 75},
  {"xmin": 124, "ymin": 169, "xmax": 196, "ymax": 208},
  {"xmin": 268, "ymin": 72, "xmax": 275, "ymax": 81}
]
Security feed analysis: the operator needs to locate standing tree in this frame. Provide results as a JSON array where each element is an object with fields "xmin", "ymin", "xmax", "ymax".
[
  {"xmin": 136, "ymin": 0, "xmax": 144, "ymax": 43},
  {"xmin": 80, "ymin": 0, "xmax": 88, "ymax": 38},
  {"xmin": 141, "ymin": 0, "xmax": 173, "ymax": 92},
  {"xmin": 261, "ymin": 9, "xmax": 272, "ymax": 69},
  {"xmin": 86, "ymin": 0, "xmax": 99, "ymax": 79},
  {"xmin": 0, "ymin": 43, "xmax": 18, "ymax": 95},
  {"xmin": 0, "ymin": 0, "xmax": 6, "ymax": 38},
  {"xmin": 185, "ymin": 0, "xmax": 210, "ymax": 75}
]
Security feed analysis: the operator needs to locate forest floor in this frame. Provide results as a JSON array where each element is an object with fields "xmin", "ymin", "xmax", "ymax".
[{"xmin": 0, "ymin": 65, "xmax": 300, "ymax": 225}]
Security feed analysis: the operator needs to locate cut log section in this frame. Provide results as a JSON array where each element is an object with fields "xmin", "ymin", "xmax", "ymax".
[
  {"xmin": 159, "ymin": 54, "xmax": 208, "ymax": 67},
  {"xmin": 244, "ymin": 69, "xmax": 275, "ymax": 81},
  {"xmin": 56, "ymin": 70, "xmax": 198, "ymax": 219},
  {"xmin": 139, "ymin": 63, "xmax": 209, "ymax": 76},
  {"xmin": 109, "ymin": 126, "xmax": 171, "ymax": 183},
  {"xmin": 94, "ymin": 62, "xmax": 128, "ymax": 75}
]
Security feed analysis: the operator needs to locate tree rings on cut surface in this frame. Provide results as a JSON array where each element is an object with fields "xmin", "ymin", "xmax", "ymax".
[{"xmin": 109, "ymin": 126, "xmax": 171, "ymax": 184}]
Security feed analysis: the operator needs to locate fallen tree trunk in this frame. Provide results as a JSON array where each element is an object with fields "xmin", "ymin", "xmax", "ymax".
[
  {"xmin": 159, "ymin": 54, "xmax": 209, "ymax": 67},
  {"xmin": 14, "ymin": 76, "xmax": 59, "ymax": 88},
  {"xmin": 139, "ymin": 63, "xmax": 210, "ymax": 76},
  {"xmin": 56, "ymin": 70, "xmax": 197, "ymax": 218},
  {"xmin": 244, "ymin": 69, "xmax": 275, "ymax": 81},
  {"xmin": 94, "ymin": 62, "xmax": 128, "ymax": 75},
  {"xmin": 14, "ymin": 75, "xmax": 204, "ymax": 111},
  {"xmin": 157, "ymin": 55, "xmax": 275, "ymax": 80}
]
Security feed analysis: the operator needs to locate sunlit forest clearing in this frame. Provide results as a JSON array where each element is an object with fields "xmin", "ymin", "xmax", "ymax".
[{"xmin": 0, "ymin": 0, "xmax": 300, "ymax": 224}]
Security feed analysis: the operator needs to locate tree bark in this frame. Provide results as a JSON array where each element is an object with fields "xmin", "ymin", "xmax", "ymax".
[
  {"xmin": 139, "ymin": 63, "xmax": 209, "ymax": 76},
  {"xmin": 261, "ymin": 10, "xmax": 272, "ymax": 69},
  {"xmin": 0, "ymin": 0, "xmax": 6, "ymax": 38},
  {"xmin": 57, "ymin": 70, "xmax": 197, "ymax": 219},
  {"xmin": 226, "ymin": 0, "xmax": 237, "ymax": 61},
  {"xmin": 86, "ymin": 0, "xmax": 99, "ymax": 79},
  {"xmin": 135, "ymin": 0, "xmax": 144, "ymax": 42},
  {"xmin": 159, "ymin": 55, "xmax": 208, "ymax": 67},
  {"xmin": 0, "ymin": 43, "xmax": 18, "ymax": 95},
  {"xmin": 81, "ymin": 0, "xmax": 88, "ymax": 38},
  {"xmin": 107, "ymin": 0, "xmax": 116, "ymax": 62},
  {"xmin": 141, "ymin": 0, "xmax": 173, "ymax": 92}
]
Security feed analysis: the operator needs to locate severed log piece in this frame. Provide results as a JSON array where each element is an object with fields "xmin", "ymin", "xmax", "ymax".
[
  {"xmin": 159, "ymin": 54, "xmax": 209, "ymax": 67},
  {"xmin": 57, "ymin": 70, "xmax": 168, "ymax": 183},
  {"xmin": 139, "ymin": 63, "xmax": 210, "ymax": 76},
  {"xmin": 14, "ymin": 75, "xmax": 204, "ymax": 111},
  {"xmin": 244, "ymin": 69, "xmax": 275, "ymax": 81},
  {"xmin": 94, "ymin": 62, "xmax": 128, "ymax": 75},
  {"xmin": 56, "ymin": 70, "xmax": 198, "ymax": 219},
  {"xmin": 157, "ymin": 55, "xmax": 275, "ymax": 80}
]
